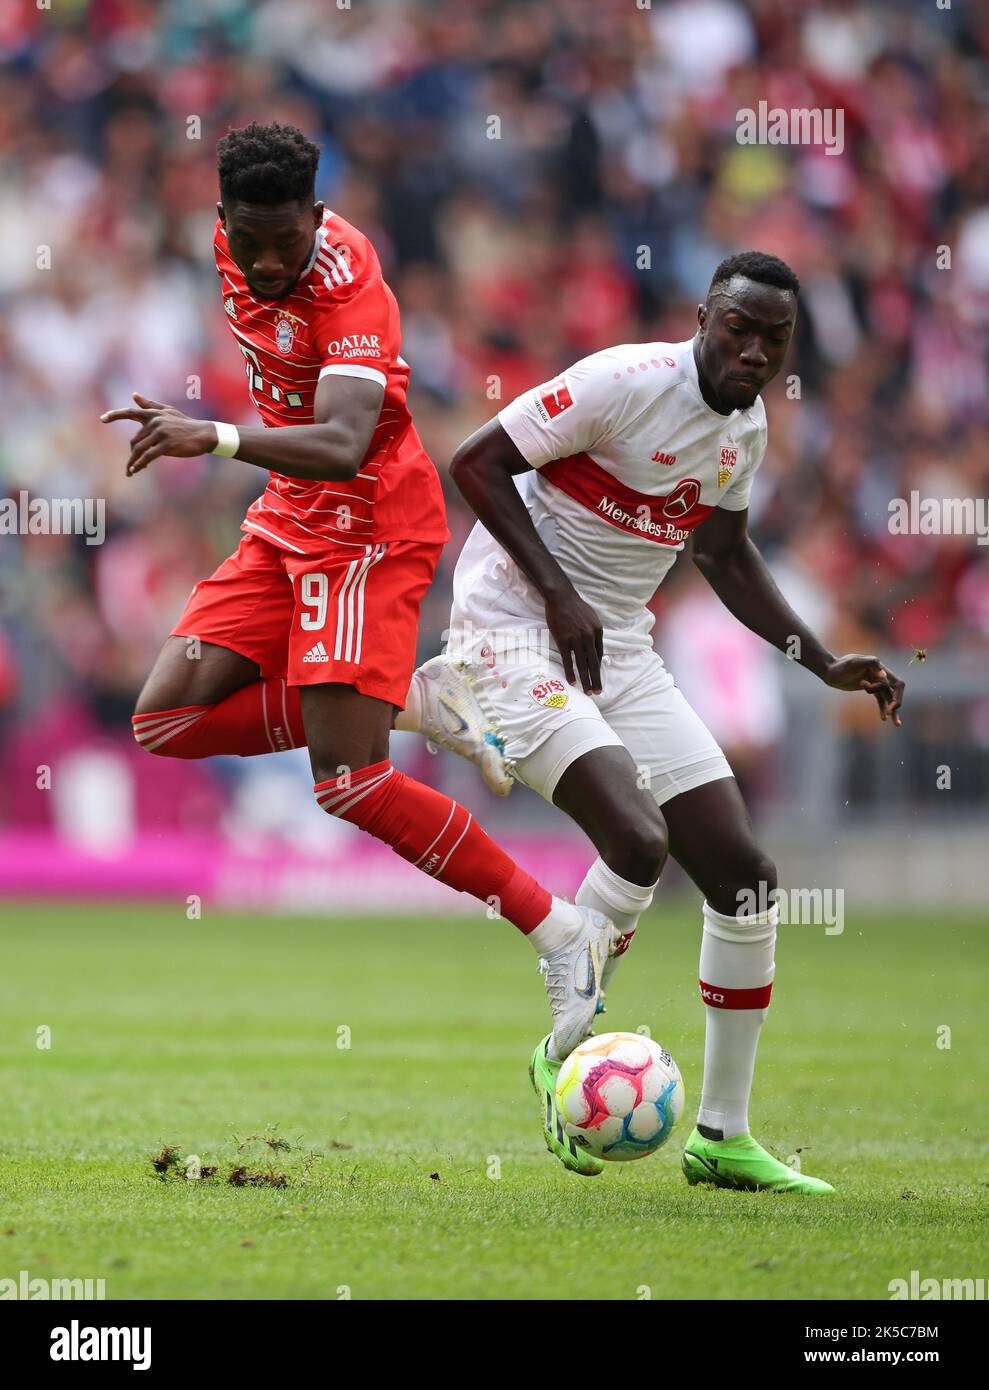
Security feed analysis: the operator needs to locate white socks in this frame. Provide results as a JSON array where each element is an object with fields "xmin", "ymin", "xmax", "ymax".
[
  {"xmin": 697, "ymin": 899, "xmax": 778, "ymax": 1140},
  {"xmin": 576, "ymin": 857, "xmax": 657, "ymax": 937},
  {"xmin": 526, "ymin": 897, "xmax": 585, "ymax": 955},
  {"xmin": 531, "ymin": 872, "xmax": 778, "ymax": 1140},
  {"xmin": 529, "ymin": 858, "xmax": 658, "ymax": 959}
]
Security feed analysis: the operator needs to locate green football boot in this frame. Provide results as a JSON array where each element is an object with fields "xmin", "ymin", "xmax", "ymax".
[
  {"xmin": 529, "ymin": 1034, "xmax": 603, "ymax": 1177},
  {"xmin": 681, "ymin": 1127, "xmax": 835, "ymax": 1195}
]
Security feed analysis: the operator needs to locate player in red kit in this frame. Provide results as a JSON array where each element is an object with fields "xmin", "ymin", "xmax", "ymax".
[{"xmin": 101, "ymin": 122, "xmax": 617, "ymax": 1064}]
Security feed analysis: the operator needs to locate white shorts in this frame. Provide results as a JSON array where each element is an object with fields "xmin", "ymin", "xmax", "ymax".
[{"xmin": 463, "ymin": 641, "xmax": 734, "ymax": 807}]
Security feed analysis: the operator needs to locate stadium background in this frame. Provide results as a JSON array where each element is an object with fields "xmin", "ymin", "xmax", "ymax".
[{"xmin": 1, "ymin": 0, "xmax": 988, "ymax": 914}]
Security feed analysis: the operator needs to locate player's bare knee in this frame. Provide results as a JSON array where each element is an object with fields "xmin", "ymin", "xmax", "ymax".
[
  {"xmin": 134, "ymin": 666, "xmax": 195, "ymax": 720},
  {"xmin": 607, "ymin": 808, "xmax": 668, "ymax": 883},
  {"xmin": 135, "ymin": 638, "xmax": 260, "ymax": 721},
  {"xmin": 310, "ymin": 756, "xmax": 341, "ymax": 788},
  {"xmin": 132, "ymin": 695, "xmax": 203, "ymax": 758},
  {"xmin": 307, "ymin": 738, "xmax": 384, "ymax": 788},
  {"xmin": 132, "ymin": 687, "xmax": 175, "ymax": 755},
  {"xmin": 308, "ymin": 745, "xmax": 386, "ymax": 789},
  {"xmin": 743, "ymin": 850, "xmax": 777, "ymax": 901},
  {"xmin": 133, "ymin": 686, "xmax": 169, "ymax": 721},
  {"xmin": 132, "ymin": 645, "xmax": 222, "ymax": 757},
  {"xmin": 708, "ymin": 850, "xmax": 777, "ymax": 916}
]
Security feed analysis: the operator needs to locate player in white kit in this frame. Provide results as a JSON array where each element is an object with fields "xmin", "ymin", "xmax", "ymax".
[{"xmin": 401, "ymin": 253, "xmax": 905, "ymax": 1191}]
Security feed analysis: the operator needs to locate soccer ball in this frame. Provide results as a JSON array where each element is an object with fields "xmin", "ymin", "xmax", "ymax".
[{"xmin": 555, "ymin": 1031, "xmax": 685, "ymax": 1162}]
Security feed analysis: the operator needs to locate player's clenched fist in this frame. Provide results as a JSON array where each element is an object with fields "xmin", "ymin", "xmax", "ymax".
[
  {"xmin": 101, "ymin": 393, "xmax": 218, "ymax": 475},
  {"xmin": 822, "ymin": 653, "xmax": 905, "ymax": 726}
]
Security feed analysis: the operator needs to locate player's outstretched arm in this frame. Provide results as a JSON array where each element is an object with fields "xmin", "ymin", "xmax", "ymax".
[
  {"xmin": 100, "ymin": 374, "xmax": 384, "ymax": 482},
  {"xmin": 691, "ymin": 505, "xmax": 905, "ymax": 726},
  {"xmin": 450, "ymin": 417, "xmax": 605, "ymax": 694}
]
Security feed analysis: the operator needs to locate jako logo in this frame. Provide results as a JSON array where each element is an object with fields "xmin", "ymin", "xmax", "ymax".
[
  {"xmin": 700, "ymin": 986, "xmax": 725, "ymax": 1004},
  {"xmin": 651, "ymin": 450, "xmax": 677, "ymax": 466},
  {"xmin": 50, "ymin": 1321, "xmax": 151, "ymax": 1371}
]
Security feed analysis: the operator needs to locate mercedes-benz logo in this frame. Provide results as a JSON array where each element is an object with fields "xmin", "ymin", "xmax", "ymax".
[{"xmin": 661, "ymin": 479, "xmax": 701, "ymax": 519}]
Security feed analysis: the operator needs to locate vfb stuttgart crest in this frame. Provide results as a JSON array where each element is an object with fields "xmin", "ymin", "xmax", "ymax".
[
  {"xmin": 718, "ymin": 443, "xmax": 738, "ymax": 488},
  {"xmin": 529, "ymin": 676, "xmax": 569, "ymax": 709}
]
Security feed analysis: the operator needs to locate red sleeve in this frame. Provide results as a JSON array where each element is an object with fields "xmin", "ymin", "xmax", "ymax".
[{"xmin": 309, "ymin": 242, "xmax": 393, "ymax": 389}]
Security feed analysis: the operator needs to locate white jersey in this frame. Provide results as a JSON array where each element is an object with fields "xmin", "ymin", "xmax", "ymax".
[{"xmin": 450, "ymin": 338, "xmax": 768, "ymax": 654}]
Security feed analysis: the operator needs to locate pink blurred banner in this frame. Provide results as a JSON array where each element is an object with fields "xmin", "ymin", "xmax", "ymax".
[{"xmin": 0, "ymin": 830, "xmax": 593, "ymax": 916}]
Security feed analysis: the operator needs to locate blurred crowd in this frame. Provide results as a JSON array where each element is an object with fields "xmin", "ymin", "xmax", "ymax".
[{"xmin": 2, "ymin": 0, "xmax": 988, "ymax": 831}]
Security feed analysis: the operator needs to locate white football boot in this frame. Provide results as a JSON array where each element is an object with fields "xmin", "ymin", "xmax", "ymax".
[
  {"xmin": 596, "ymin": 930, "xmax": 636, "ymax": 1014},
  {"xmin": 538, "ymin": 908, "xmax": 620, "ymax": 1061},
  {"xmin": 403, "ymin": 655, "xmax": 513, "ymax": 796}
]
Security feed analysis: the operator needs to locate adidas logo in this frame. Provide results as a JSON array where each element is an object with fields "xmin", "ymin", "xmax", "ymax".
[
  {"xmin": 223, "ymin": 295, "xmax": 238, "ymax": 321},
  {"xmin": 303, "ymin": 641, "xmax": 329, "ymax": 663}
]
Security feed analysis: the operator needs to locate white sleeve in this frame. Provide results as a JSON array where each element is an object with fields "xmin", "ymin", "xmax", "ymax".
[
  {"xmin": 718, "ymin": 420, "xmax": 767, "ymax": 512},
  {"xmin": 497, "ymin": 350, "xmax": 628, "ymax": 468}
]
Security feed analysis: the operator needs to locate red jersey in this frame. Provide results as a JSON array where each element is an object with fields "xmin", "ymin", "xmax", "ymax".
[{"xmin": 214, "ymin": 209, "xmax": 449, "ymax": 555}]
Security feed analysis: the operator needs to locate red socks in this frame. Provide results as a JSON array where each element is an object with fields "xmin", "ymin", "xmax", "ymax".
[
  {"xmin": 133, "ymin": 700, "xmax": 552, "ymax": 934},
  {"xmin": 315, "ymin": 760, "xmax": 552, "ymax": 933},
  {"xmin": 132, "ymin": 678, "xmax": 305, "ymax": 758}
]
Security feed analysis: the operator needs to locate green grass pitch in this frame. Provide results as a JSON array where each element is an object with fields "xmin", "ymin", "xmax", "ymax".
[{"xmin": 1, "ymin": 900, "xmax": 986, "ymax": 1300}]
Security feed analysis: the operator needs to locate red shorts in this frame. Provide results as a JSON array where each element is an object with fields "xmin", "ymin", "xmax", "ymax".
[{"xmin": 172, "ymin": 532, "xmax": 442, "ymax": 706}]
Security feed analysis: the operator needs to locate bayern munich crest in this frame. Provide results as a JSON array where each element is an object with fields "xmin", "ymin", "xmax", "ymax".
[{"xmin": 275, "ymin": 316, "xmax": 296, "ymax": 355}]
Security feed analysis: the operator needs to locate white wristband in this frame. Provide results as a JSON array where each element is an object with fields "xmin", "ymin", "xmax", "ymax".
[{"xmin": 211, "ymin": 422, "xmax": 240, "ymax": 457}]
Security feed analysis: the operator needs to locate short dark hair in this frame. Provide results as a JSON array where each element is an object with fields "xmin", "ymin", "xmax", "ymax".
[
  {"xmin": 708, "ymin": 251, "xmax": 800, "ymax": 297},
  {"xmin": 217, "ymin": 121, "xmax": 320, "ymax": 207}
]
